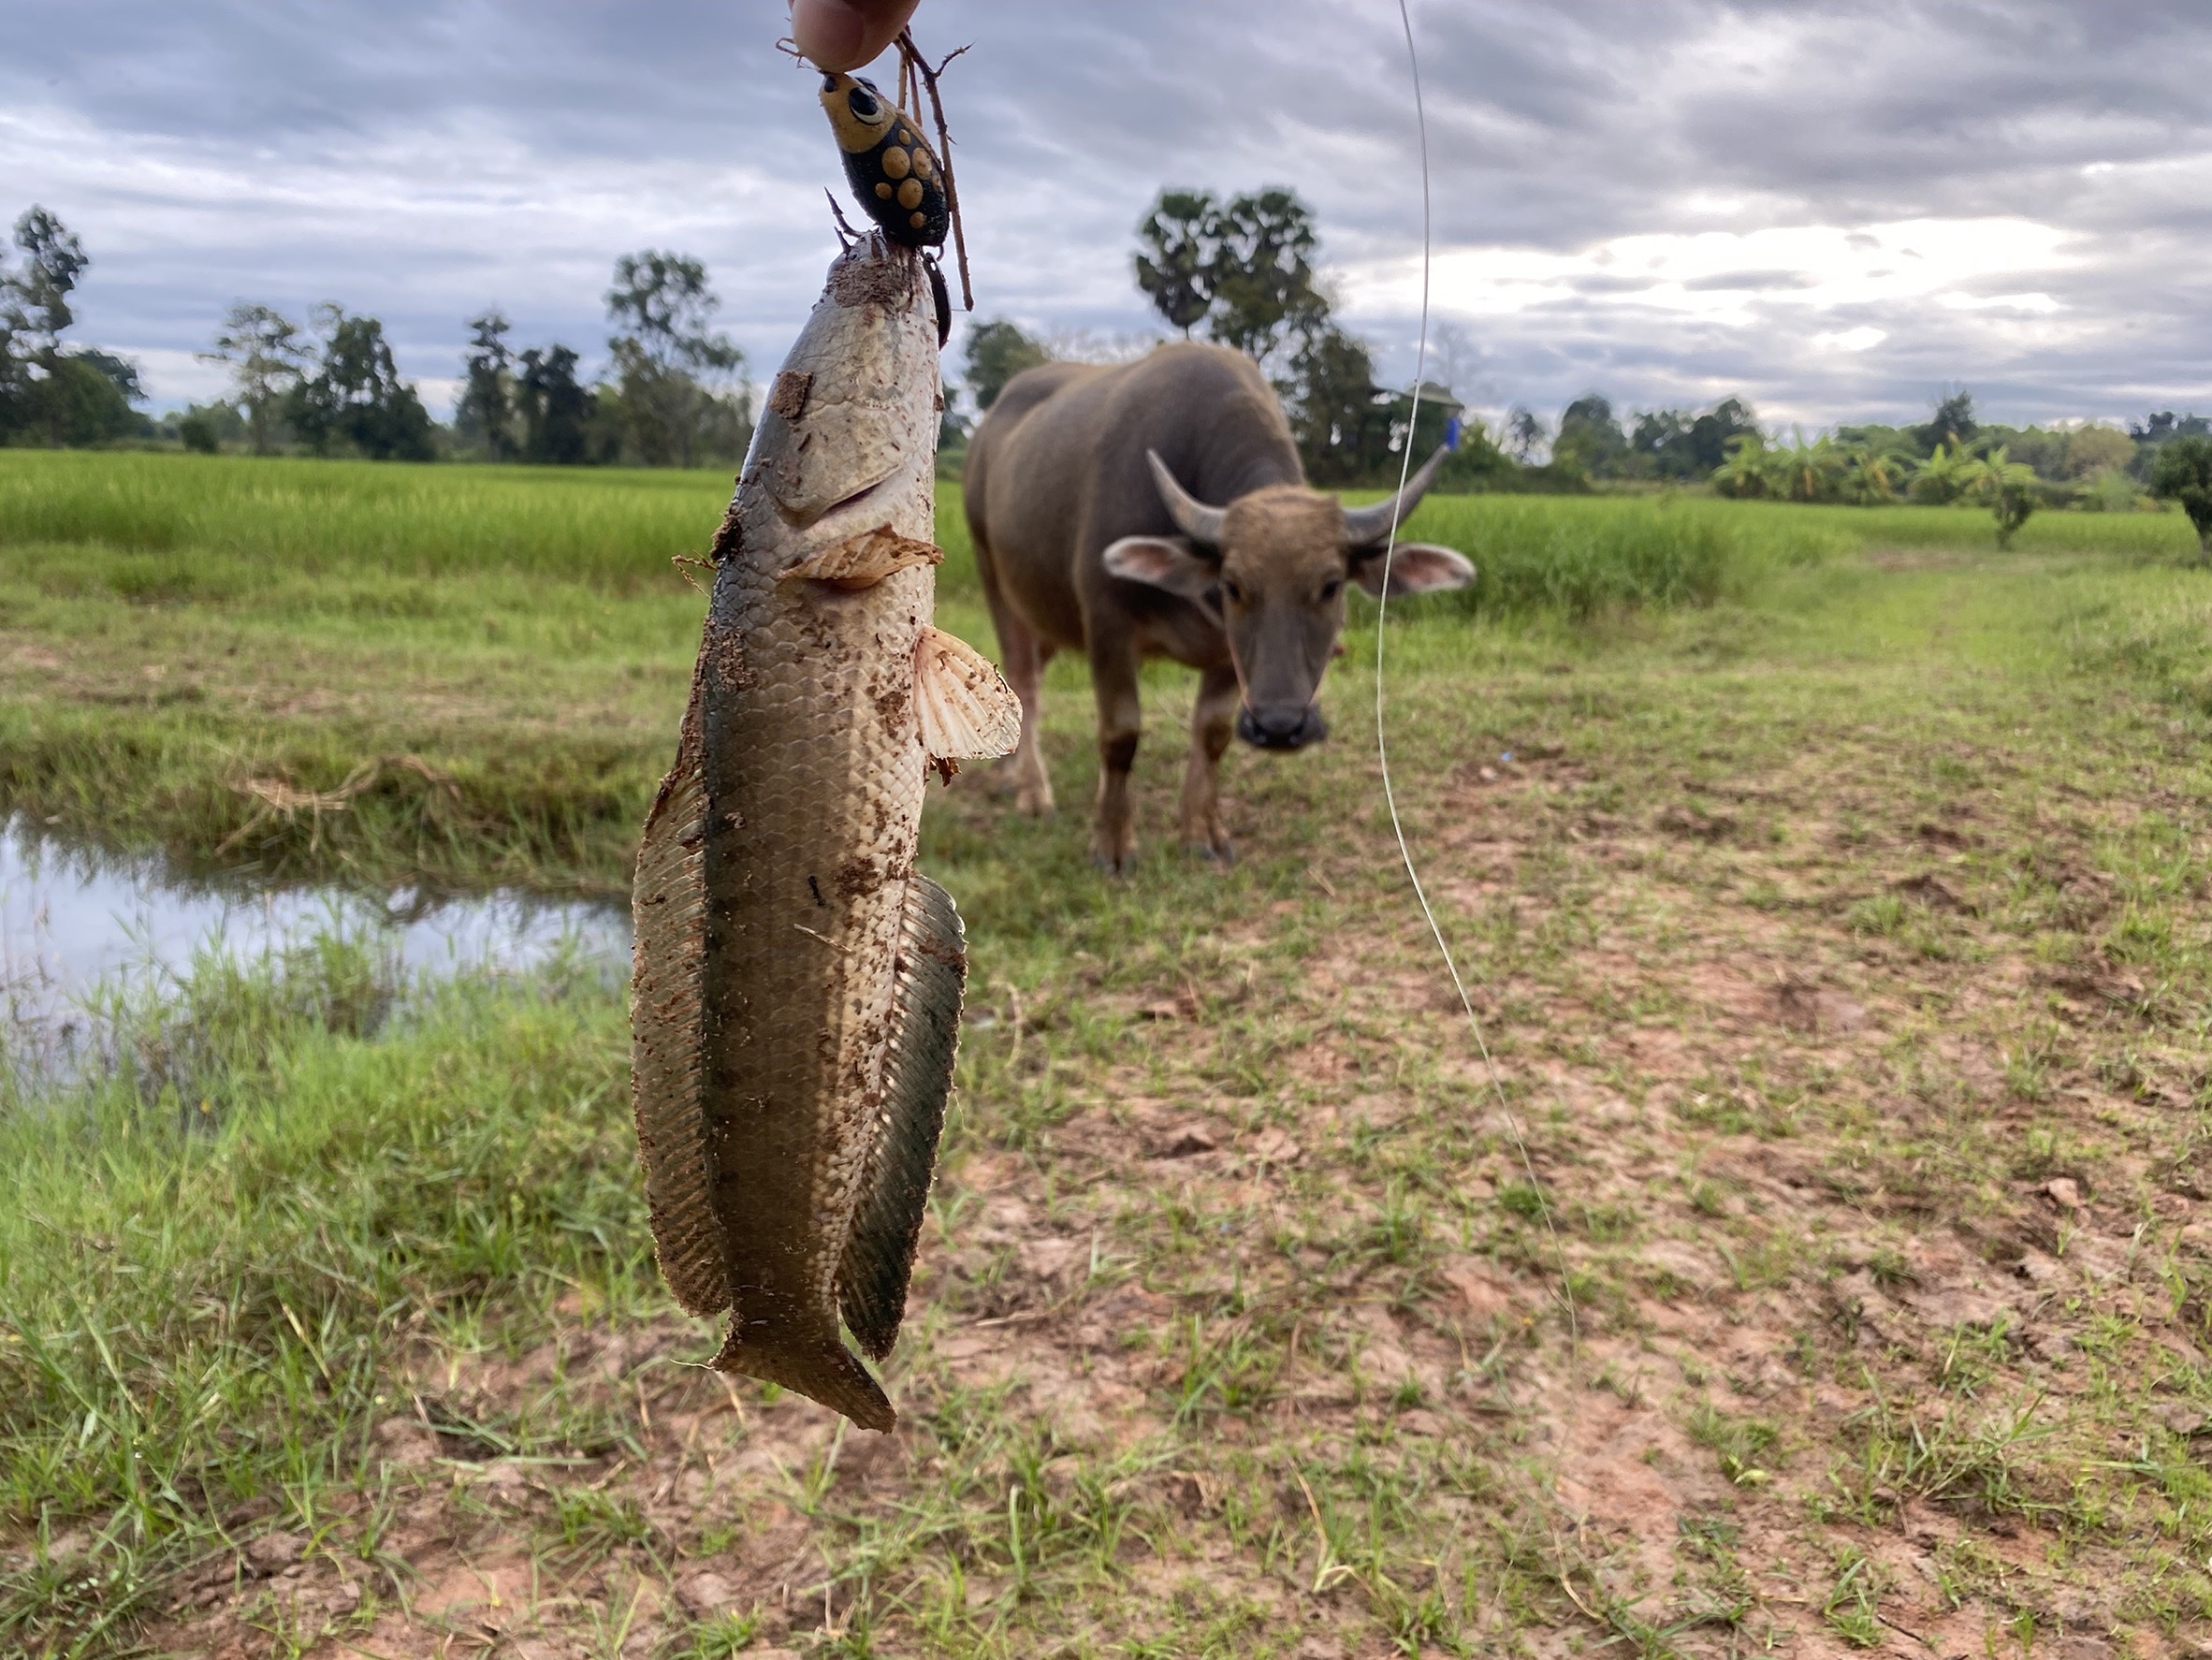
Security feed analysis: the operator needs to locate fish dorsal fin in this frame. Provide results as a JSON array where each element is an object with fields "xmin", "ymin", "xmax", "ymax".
[
  {"xmin": 837, "ymin": 873, "xmax": 967, "ymax": 1361},
  {"xmin": 628, "ymin": 692, "xmax": 730, "ymax": 1318},
  {"xmin": 914, "ymin": 626, "xmax": 1023, "ymax": 762},
  {"xmin": 781, "ymin": 525, "xmax": 944, "ymax": 590}
]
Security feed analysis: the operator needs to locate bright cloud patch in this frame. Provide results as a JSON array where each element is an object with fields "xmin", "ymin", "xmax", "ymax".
[{"xmin": 1344, "ymin": 217, "xmax": 2077, "ymax": 323}]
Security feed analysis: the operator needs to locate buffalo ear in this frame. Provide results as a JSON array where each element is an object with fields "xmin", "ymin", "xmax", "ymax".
[
  {"xmin": 1351, "ymin": 541, "xmax": 1474, "ymax": 598},
  {"xmin": 1102, "ymin": 535, "xmax": 1220, "ymax": 606}
]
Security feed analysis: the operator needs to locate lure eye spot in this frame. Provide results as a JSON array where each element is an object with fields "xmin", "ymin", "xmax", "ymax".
[{"xmin": 848, "ymin": 85, "xmax": 880, "ymax": 120}]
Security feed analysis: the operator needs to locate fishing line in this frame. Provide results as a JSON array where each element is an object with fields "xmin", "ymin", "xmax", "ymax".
[{"xmin": 1376, "ymin": 0, "xmax": 1578, "ymax": 1349}]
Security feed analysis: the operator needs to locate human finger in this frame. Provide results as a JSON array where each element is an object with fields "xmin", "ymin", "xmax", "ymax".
[{"xmin": 789, "ymin": 0, "xmax": 921, "ymax": 71}]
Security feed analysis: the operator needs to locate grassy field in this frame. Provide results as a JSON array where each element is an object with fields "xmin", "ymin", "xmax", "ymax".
[{"xmin": 4, "ymin": 452, "xmax": 2212, "ymax": 1658}]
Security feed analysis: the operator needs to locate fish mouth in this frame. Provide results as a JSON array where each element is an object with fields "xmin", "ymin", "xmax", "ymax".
[{"xmin": 772, "ymin": 466, "xmax": 900, "ymax": 531}]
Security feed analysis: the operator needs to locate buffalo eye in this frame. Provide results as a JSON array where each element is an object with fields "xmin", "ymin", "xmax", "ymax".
[
  {"xmin": 1222, "ymin": 576, "xmax": 1245, "ymax": 605},
  {"xmin": 1319, "ymin": 576, "xmax": 1343, "ymax": 603}
]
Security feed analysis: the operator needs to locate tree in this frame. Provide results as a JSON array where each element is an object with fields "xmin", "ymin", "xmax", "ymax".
[
  {"xmin": 1133, "ymin": 190, "xmax": 1216, "ymax": 338},
  {"xmin": 178, "ymin": 410, "xmax": 222, "ymax": 454},
  {"xmin": 1553, "ymin": 394, "xmax": 1628, "ymax": 475},
  {"xmin": 287, "ymin": 305, "xmax": 435, "ymax": 461},
  {"xmin": 1504, "ymin": 407, "xmax": 1547, "ymax": 463},
  {"xmin": 0, "ymin": 208, "xmax": 149, "ymax": 447},
  {"xmin": 1204, "ymin": 188, "xmax": 1326, "ymax": 368},
  {"xmin": 456, "ymin": 310, "xmax": 516, "ymax": 461},
  {"xmin": 1711, "ymin": 432, "xmax": 1771, "ymax": 499},
  {"xmin": 2062, "ymin": 423, "xmax": 2134, "ymax": 479},
  {"xmin": 1631, "ymin": 400, "xmax": 1760, "ymax": 481},
  {"xmin": 961, "ymin": 319, "xmax": 1049, "ymax": 414},
  {"xmin": 1966, "ymin": 446, "xmax": 2041, "ymax": 548},
  {"xmin": 1288, "ymin": 325, "xmax": 1385, "ymax": 484},
  {"xmin": 2149, "ymin": 434, "xmax": 2212, "ymax": 557},
  {"xmin": 1913, "ymin": 389, "xmax": 1977, "ymax": 456},
  {"xmin": 1, "ymin": 207, "xmax": 87, "ymax": 354},
  {"xmin": 1840, "ymin": 444, "xmax": 1913, "ymax": 505},
  {"xmin": 515, "ymin": 344, "xmax": 596, "ymax": 465},
  {"xmin": 1909, "ymin": 441, "xmax": 1978, "ymax": 505},
  {"xmin": 605, "ymin": 250, "xmax": 749, "ymax": 468},
  {"xmin": 201, "ymin": 304, "xmax": 313, "ymax": 454}
]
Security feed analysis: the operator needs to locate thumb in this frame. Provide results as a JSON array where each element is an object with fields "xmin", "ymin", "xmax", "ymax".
[{"xmin": 790, "ymin": 0, "xmax": 922, "ymax": 72}]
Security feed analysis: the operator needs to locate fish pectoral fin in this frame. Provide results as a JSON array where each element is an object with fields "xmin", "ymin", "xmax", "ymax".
[
  {"xmin": 711, "ymin": 1323, "xmax": 896, "ymax": 1433},
  {"xmin": 629, "ymin": 685, "xmax": 729, "ymax": 1319},
  {"xmin": 914, "ymin": 626, "xmax": 1023, "ymax": 761},
  {"xmin": 837, "ymin": 874, "xmax": 966, "ymax": 1361},
  {"xmin": 781, "ymin": 525, "xmax": 945, "ymax": 590}
]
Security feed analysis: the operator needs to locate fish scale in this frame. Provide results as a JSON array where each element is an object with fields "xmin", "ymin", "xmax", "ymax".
[{"xmin": 630, "ymin": 238, "xmax": 1021, "ymax": 1431}]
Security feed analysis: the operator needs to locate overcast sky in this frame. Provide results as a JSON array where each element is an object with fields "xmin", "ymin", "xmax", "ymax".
[{"xmin": 3, "ymin": 0, "xmax": 2208, "ymax": 431}]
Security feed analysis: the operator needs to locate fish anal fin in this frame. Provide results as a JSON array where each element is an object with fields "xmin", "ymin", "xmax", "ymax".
[
  {"xmin": 914, "ymin": 626, "xmax": 1022, "ymax": 761},
  {"xmin": 837, "ymin": 874, "xmax": 966, "ymax": 1361},
  {"xmin": 782, "ymin": 525, "xmax": 944, "ymax": 590},
  {"xmin": 711, "ymin": 1324, "xmax": 896, "ymax": 1433},
  {"xmin": 630, "ymin": 688, "xmax": 729, "ymax": 1318}
]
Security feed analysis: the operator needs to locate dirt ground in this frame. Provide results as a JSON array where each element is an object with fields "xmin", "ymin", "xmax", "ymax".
[{"xmin": 92, "ymin": 550, "xmax": 2212, "ymax": 1659}]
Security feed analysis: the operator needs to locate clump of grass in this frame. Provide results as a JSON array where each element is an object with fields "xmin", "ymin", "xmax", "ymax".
[
  {"xmin": 0, "ymin": 939, "xmax": 645, "ymax": 1653},
  {"xmin": 1686, "ymin": 1404, "xmax": 1779, "ymax": 1486},
  {"xmin": 1389, "ymin": 495, "xmax": 1842, "ymax": 619}
]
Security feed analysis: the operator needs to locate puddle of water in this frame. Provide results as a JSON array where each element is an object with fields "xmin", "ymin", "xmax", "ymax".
[{"xmin": 0, "ymin": 820, "xmax": 631, "ymax": 1069}]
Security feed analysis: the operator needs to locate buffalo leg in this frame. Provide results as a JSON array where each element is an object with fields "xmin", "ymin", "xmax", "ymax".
[
  {"xmin": 1178, "ymin": 663, "xmax": 1240, "ymax": 862},
  {"xmin": 1087, "ymin": 637, "xmax": 1142, "ymax": 873},
  {"xmin": 985, "ymin": 606, "xmax": 1055, "ymax": 815},
  {"xmin": 974, "ymin": 522, "xmax": 1055, "ymax": 815}
]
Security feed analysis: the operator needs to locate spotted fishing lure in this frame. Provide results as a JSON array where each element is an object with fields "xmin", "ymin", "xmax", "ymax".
[
  {"xmin": 820, "ymin": 71, "xmax": 954, "ymax": 343},
  {"xmin": 820, "ymin": 72, "xmax": 951, "ymax": 246}
]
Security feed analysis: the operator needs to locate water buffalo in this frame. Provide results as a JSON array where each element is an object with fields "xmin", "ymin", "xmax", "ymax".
[{"xmin": 962, "ymin": 341, "xmax": 1471, "ymax": 870}]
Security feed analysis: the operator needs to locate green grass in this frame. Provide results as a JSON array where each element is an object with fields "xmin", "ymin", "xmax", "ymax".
[
  {"xmin": 6, "ymin": 452, "xmax": 2212, "ymax": 1656},
  {"xmin": 2, "ymin": 450, "xmax": 2196, "ymax": 894}
]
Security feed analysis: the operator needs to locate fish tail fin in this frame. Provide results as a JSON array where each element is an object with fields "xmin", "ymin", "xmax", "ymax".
[
  {"xmin": 838, "ymin": 873, "xmax": 966, "ymax": 1361},
  {"xmin": 712, "ymin": 1323, "xmax": 896, "ymax": 1433}
]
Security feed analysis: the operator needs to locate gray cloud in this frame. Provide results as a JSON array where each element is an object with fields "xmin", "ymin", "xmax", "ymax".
[{"xmin": 1, "ymin": 0, "xmax": 2207, "ymax": 430}]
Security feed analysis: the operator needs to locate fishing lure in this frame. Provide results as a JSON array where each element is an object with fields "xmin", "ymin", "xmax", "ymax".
[
  {"xmin": 819, "ymin": 70, "xmax": 955, "ymax": 344},
  {"xmin": 820, "ymin": 72, "xmax": 951, "ymax": 248}
]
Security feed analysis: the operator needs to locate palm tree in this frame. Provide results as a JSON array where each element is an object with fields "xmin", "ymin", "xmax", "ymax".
[
  {"xmin": 1766, "ymin": 429, "xmax": 1851, "ymax": 502},
  {"xmin": 1711, "ymin": 431, "xmax": 1770, "ymax": 499},
  {"xmin": 1841, "ymin": 444, "xmax": 1911, "ymax": 505},
  {"xmin": 1967, "ymin": 445, "xmax": 2041, "ymax": 548},
  {"xmin": 1909, "ymin": 441, "xmax": 1978, "ymax": 506}
]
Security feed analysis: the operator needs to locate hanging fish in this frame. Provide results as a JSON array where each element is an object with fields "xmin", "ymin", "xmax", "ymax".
[{"xmin": 630, "ymin": 237, "xmax": 1021, "ymax": 1431}]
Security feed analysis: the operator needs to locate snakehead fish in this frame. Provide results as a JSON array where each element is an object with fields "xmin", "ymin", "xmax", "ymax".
[{"xmin": 631, "ymin": 238, "xmax": 1021, "ymax": 1431}]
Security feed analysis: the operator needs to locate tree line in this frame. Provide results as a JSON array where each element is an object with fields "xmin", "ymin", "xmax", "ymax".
[
  {"xmin": 9, "ymin": 191, "xmax": 2210, "ymax": 540},
  {"xmin": 2, "ymin": 203, "xmax": 755, "ymax": 468},
  {"xmin": 190, "ymin": 248, "xmax": 753, "ymax": 468}
]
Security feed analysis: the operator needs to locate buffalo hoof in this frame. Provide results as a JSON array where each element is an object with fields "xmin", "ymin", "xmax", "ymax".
[
  {"xmin": 1185, "ymin": 840, "xmax": 1235, "ymax": 866},
  {"xmin": 1088, "ymin": 834, "xmax": 1137, "ymax": 875}
]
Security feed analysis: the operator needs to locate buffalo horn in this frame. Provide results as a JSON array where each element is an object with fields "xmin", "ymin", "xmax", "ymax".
[
  {"xmin": 1343, "ymin": 444, "xmax": 1450, "ymax": 546},
  {"xmin": 1145, "ymin": 451, "xmax": 1227, "ymax": 546}
]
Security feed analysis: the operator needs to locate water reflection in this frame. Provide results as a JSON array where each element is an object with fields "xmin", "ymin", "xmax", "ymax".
[{"xmin": 0, "ymin": 820, "xmax": 630, "ymax": 1066}]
